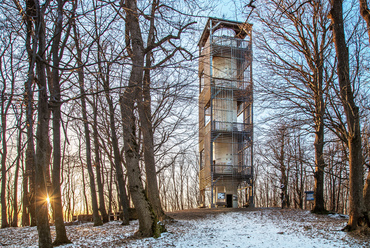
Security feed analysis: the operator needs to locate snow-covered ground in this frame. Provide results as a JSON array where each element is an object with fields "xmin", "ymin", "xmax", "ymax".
[{"xmin": 1, "ymin": 209, "xmax": 369, "ymax": 247}]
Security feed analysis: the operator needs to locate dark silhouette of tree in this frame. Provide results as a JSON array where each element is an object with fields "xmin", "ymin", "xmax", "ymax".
[{"xmin": 328, "ymin": 0, "xmax": 369, "ymax": 231}]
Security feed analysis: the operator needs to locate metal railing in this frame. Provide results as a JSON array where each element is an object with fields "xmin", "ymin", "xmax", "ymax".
[
  {"xmin": 212, "ymin": 121, "xmax": 252, "ymax": 132},
  {"xmin": 212, "ymin": 36, "xmax": 249, "ymax": 49},
  {"xmin": 213, "ymin": 78, "xmax": 251, "ymax": 90},
  {"xmin": 212, "ymin": 163, "xmax": 252, "ymax": 176}
]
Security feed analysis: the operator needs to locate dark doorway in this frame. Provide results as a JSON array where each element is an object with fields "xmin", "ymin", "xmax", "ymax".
[{"xmin": 226, "ymin": 194, "xmax": 233, "ymax": 208}]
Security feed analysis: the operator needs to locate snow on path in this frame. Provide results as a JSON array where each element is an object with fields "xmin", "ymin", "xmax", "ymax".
[
  {"xmin": 1, "ymin": 209, "xmax": 368, "ymax": 247},
  {"xmin": 132, "ymin": 210, "xmax": 365, "ymax": 248}
]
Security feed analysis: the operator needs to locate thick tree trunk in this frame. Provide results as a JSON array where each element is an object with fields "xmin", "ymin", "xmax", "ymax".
[
  {"xmin": 358, "ymin": 0, "xmax": 370, "ymax": 216},
  {"xmin": 309, "ymin": 4, "xmax": 327, "ymax": 213},
  {"xmin": 120, "ymin": 93, "xmax": 161, "ymax": 237},
  {"xmin": 24, "ymin": 0, "xmax": 37, "ymax": 227},
  {"xmin": 49, "ymin": 1, "xmax": 71, "ymax": 244},
  {"xmin": 120, "ymin": 0, "xmax": 163, "ymax": 237},
  {"xmin": 138, "ymin": 60, "xmax": 165, "ymax": 220},
  {"xmin": 34, "ymin": 4, "xmax": 52, "ymax": 246},
  {"xmin": 364, "ymin": 169, "xmax": 370, "ymax": 215},
  {"xmin": 137, "ymin": 0, "xmax": 166, "ymax": 221},
  {"xmin": 313, "ymin": 115, "xmax": 326, "ymax": 213},
  {"xmin": 329, "ymin": 0, "xmax": 368, "ymax": 230}
]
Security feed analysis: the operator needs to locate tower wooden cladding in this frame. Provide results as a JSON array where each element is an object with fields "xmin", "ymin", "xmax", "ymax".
[{"xmin": 198, "ymin": 18, "xmax": 253, "ymax": 208}]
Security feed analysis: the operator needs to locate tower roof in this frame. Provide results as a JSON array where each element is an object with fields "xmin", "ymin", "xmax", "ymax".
[{"xmin": 198, "ymin": 17, "xmax": 253, "ymax": 48}]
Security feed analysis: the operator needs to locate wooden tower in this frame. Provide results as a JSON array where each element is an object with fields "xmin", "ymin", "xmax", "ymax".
[{"xmin": 198, "ymin": 17, "xmax": 253, "ymax": 208}]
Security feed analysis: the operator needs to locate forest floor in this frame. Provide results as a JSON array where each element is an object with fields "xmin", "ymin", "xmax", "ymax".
[{"xmin": 1, "ymin": 207, "xmax": 370, "ymax": 247}]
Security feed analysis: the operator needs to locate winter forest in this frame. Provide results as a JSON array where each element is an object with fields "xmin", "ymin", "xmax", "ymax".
[{"xmin": 0, "ymin": 0, "xmax": 370, "ymax": 247}]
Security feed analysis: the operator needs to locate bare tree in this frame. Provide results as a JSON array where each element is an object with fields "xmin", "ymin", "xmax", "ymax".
[
  {"xmin": 265, "ymin": 123, "xmax": 291, "ymax": 208},
  {"xmin": 255, "ymin": 0, "xmax": 333, "ymax": 213},
  {"xmin": 328, "ymin": 0, "xmax": 369, "ymax": 230},
  {"xmin": 119, "ymin": 0, "xmax": 163, "ymax": 237},
  {"xmin": 0, "ymin": 25, "xmax": 16, "ymax": 229},
  {"xmin": 92, "ymin": 2, "xmax": 130, "ymax": 223},
  {"xmin": 48, "ymin": 0, "xmax": 72, "ymax": 244},
  {"xmin": 71, "ymin": 2, "xmax": 102, "ymax": 226},
  {"xmin": 33, "ymin": 0, "xmax": 53, "ymax": 245},
  {"xmin": 357, "ymin": 0, "xmax": 370, "ymax": 219}
]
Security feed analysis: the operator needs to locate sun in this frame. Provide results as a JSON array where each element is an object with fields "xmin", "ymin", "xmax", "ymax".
[{"xmin": 46, "ymin": 197, "xmax": 50, "ymax": 204}]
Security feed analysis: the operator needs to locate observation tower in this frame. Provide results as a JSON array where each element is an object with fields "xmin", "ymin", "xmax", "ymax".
[{"xmin": 198, "ymin": 17, "xmax": 253, "ymax": 208}]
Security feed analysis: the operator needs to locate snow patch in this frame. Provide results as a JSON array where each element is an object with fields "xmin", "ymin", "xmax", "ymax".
[{"xmin": 0, "ymin": 209, "xmax": 368, "ymax": 247}]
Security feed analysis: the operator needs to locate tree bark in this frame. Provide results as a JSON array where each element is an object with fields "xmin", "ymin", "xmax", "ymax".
[
  {"xmin": 120, "ymin": 0, "xmax": 163, "ymax": 237},
  {"xmin": 313, "ymin": 99, "xmax": 326, "ymax": 213},
  {"xmin": 137, "ymin": 0, "xmax": 166, "ymax": 221},
  {"xmin": 34, "ymin": 1, "xmax": 52, "ymax": 246},
  {"xmin": 22, "ymin": 164, "xmax": 30, "ymax": 226},
  {"xmin": 12, "ymin": 109, "xmax": 23, "ymax": 227},
  {"xmin": 358, "ymin": 0, "xmax": 370, "ymax": 217},
  {"xmin": 24, "ymin": 0, "xmax": 37, "ymax": 227},
  {"xmin": 364, "ymin": 168, "xmax": 370, "ymax": 215},
  {"xmin": 329, "ymin": 0, "xmax": 368, "ymax": 230},
  {"xmin": 0, "ymin": 74, "xmax": 11, "ymax": 228},
  {"xmin": 92, "ymin": 100, "xmax": 109, "ymax": 223},
  {"xmin": 49, "ymin": 0, "xmax": 71, "ymax": 244}
]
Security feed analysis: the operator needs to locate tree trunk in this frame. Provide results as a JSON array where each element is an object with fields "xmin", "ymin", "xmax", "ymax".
[
  {"xmin": 312, "ymin": 21, "xmax": 327, "ymax": 212},
  {"xmin": 108, "ymin": 160, "xmax": 113, "ymax": 215},
  {"xmin": 313, "ymin": 118, "xmax": 326, "ymax": 213},
  {"xmin": 120, "ymin": 0, "xmax": 163, "ymax": 237},
  {"xmin": 92, "ymin": 102, "xmax": 109, "ymax": 223},
  {"xmin": 34, "ymin": 3, "xmax": 52, "ymax": 245},
  {"xmin": 137, "ymin": 0, "xmax": 166, "ymax": 221},
  {"xmin": 99, "ymin": 61, "xmax": 129, "ymax": 225},
  {"xmin": 22, "ymin": 164, "xmax": 30, "ymax": 226},
  {"xmin": 329, "ymin": 0, "xmax": 368, "ymax": 230},
  {"xmin": 12, "ymin": 114, "xmax": 23, "ymax": 227},
  {"xmin": 80, "ymin": 161, "xmax": 89, "ymax": 215},
  {"xmin": 358, "ymin": 0, "xmax": 370, "ymax": 217},
  {"xmin": 24, "ymin": 0, "xmax": 37, "ymax": 227},
  {"xmin": 364, "ymin": 168, "xmax": 370, "ymax": 216},
  {"xmin": 72, "ymin": 16, "xmax": 102, "ymax": 227},
  {"xmin": 120, "ymin": 92, "xmax": 161, "ymax": 236},
  {"xmin": 279, "ymin": 128, "xmax": 288, "ymax": 209},
  {"xmin": 138, "ymin": 60, "xmax": 166, "ymax": 220},
  {"xmin": 49, "ymin": 1, "xmax": 71, "ymax": 244},
  {"xmin": 1, "ymin": 86, "xmax": 10, "ymax": 228}
]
